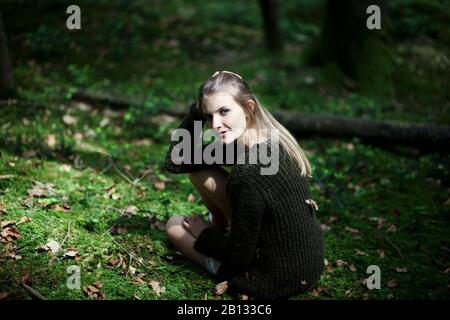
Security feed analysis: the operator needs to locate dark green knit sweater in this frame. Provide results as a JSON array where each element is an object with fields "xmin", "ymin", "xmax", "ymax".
[{"xmin": 164, "ymin": 103, "xmax": 324, "ymax": 300}]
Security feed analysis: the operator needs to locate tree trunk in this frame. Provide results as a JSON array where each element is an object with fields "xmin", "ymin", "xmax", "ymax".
[
  {"xmin": 259, "ymin": 0, "xmax": 283, "ymax": 53},
  {"xmin": 0, "ymin": 12, "xmax": 13, "ymax": 95}
]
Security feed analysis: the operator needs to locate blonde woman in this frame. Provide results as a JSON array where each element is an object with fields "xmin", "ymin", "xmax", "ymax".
[{"xmin": 164, "ymin": 71, "xmax": 324, "ymax": 300}]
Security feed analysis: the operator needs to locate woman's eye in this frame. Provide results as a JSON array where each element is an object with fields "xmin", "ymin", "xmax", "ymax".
[{"xmin": 220, "ymin": 109, "xmax": 229, "ymax": 116}]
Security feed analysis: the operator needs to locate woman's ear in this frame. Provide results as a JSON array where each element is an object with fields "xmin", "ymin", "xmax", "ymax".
[{"xmin": 247, "ymin": 99, "xmax": 255, "ymax": 113}]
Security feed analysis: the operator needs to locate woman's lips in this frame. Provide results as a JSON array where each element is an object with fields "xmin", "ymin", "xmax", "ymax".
[{"xmin": 218, "ymin": 130, "xmax": 228, "ymax": 138}]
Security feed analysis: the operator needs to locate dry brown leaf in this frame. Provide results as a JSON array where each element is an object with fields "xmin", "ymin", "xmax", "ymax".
[
  {"xmin": 4, "ymin": 250, "xmax": 22, "ymax": 260},
  {"xmin": 311, "ymin": 288, "xmax": 321, "ymax": 297},
  {"xmin": 135, "ymin": 274, "xmax": 146, "ymax": 285},
  {"xmin": 83, "ymin": 282, "xmax": 105, "ymax": 300},
  {"xmin": 320, "ymin": 224, "xmax": 331, "ymax": 231},
  {"xmin": 326, "ymin": 216, "xmax": 338, "ymax": 225},
  {"xmin": 117, "ymin": 226, "xmax": 127, "ymax": 235},
  {"xmin": 305, "ymin": 199, "xmax": 319, "ymax": 211},
  {"xmin": 46, "ymin": 134, "xmax": 56, "ymax": 148},
  {"xmin": 52, "ymin": 204, "xmax": 70, "ymax": 212},
  {"xmin": 327, "ymin": 264, "xmax": 334, "ymax": 273},
  {"xmin": 122, "ymin": 205, "xmax": 138, "ymax": 217},
  {"xmin": 378, "ymin": 249, "xmax": 385, "ymax": 259},
  {"xmin": 64, "ymin": 248, "xmax": 80, "ymax": 260},
  {"xmin": 1, "ymin": 227, "xmax": 21, "ymax": 241},
  {"xmin": 387, "ymin": 279, "xmax": 399, "ymax": 288},
  {"xmin": 214, "ymin": 281, "xmax": 229, "ymax": 296},
  {"xmin": 387, "ymin": 224, "xmax": 397, "ymax": 233},
  {"xmin": 59, "ymin": 164, "xmax": 72, "ymax": 172},
  {"xmin": 1, "ymin": 220, "xmax": 16, "ymax": 228},
  {"xmin": 187, "ymin": 193, "xmax": 196, "ymax": 203},
  {"xmin": 154, "ymin": 180, "xmax": 165, "ymax": 191},
  {"xmin": 355, "ymin": 249, "xmax": 369, "ymax": 256},
  {"xmin": 344, "ymin": 226, "xmax": 360, "ymax": 235},
  {"xmin": 17, "ymin": 216, "xmax": 32, "ymax": 225},
  {"xmin": 149, "ymin": 280, "xmax": 166, "ymax": 297},
  {"xmin": 132, "ymin": 138, "xmax": 154, "ymax": 146},
  {"xmin": 336, "ymin": 259, "xmax": 348, "ymax": 267},
  {"xmin": 349, "ymin": 264, "xmax": 357, "ymax": 272},
  {"xmin": 151, "ymin": 220, "xmax": 166, "ymax": 231},
  {"xmin": 27, "ymin": 181, "xmax": 56, "ymax": 198},
  {"xmin": 0, "ymin": 202, "xmax": 7, "ymax": 215},
  {"xmin": 37, "ymin": 240, "xmax": 60, "ymax": 254},
  {"xmin": 394, "ymin": 267, "xmax": 408, "ymax": 273},
  {"xmin": 63, "ymin": 114, "xmax": 78, "ymax": 125}
]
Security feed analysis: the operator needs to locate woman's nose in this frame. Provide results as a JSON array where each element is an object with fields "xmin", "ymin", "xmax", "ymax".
[{"xmin": 212, "ymin": 115, "xmax": 222, "ymax": 129}]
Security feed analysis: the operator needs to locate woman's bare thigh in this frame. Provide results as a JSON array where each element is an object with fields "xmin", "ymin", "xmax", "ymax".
[{"xmin": 189, "ymin": 166, "xmax": 231, "ymax": 219}]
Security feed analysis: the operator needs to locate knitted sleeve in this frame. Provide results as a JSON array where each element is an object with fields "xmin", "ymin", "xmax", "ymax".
[
  {"xmin": 194, "ymin": 179, "xmax": 266, "ymax": 279},
  {"xmin": 163, "ymin": 102, "xmax": 208, "ymax": 174}
]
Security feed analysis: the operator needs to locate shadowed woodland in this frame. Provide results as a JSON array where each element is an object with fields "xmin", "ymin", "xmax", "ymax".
[{"xmin": 0, "ymin": 0, "xmax": 449, "ymax": 300}]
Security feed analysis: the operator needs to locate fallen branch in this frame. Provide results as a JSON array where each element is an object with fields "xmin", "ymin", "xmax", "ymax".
[
  {"xmin": 23, "ymin": 283, "xmax": 48, "ymax": 300},
  {"xmin": 72, "ymin": 89, "xmax": 450, "ymax": 154},
  {"xmin": 386, "ymin": 236, "xmax": 405, "ymax": 260},
  {"xmin": 0, "ymin": 174, "xmax": 15, "ymax": 180}
]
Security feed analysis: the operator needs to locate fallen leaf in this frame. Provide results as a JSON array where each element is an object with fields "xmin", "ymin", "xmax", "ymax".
[
  {"xmin": 369, "ymin": 217, "xmax": 387, "ymax": 229},
  {"xmin": 378, "ymin": 249, "xmax": 385, "ymax": 259},
  {"xmin": 150, "ymin": 220, "xmax": 166, "ymax": 231},
  {"xmin": 4, "ymin": 250, "xmax": 22, "ymax": 260},
  {"xmin": 444, "ymin": 199, "xmax": 450, "ymax": 206},
  {"xmin": 349, "ymin": 264, "xmax": 357, "ymax": 272},
  {"xmin": 394, "ymin": 267, "xmax": 408, "ymax": 273},
  {"xmin": 37, "ymin": 240, "xmax": 61, "ymax": 254},
  {"xmin": 187, "ymin": 193, "xmax": 196, "ymax": 203},
  {"xmin": 344, "ymin": 226, "xmax": 360, "ymax": 235},
  {"xmin": 132, "ymin": 138, "xmax": 154, "ymax": 146},
  {"xmin": 1, "ymin": 227, "xmax": 21, "ymax": 241},
  {"xmin": 149, "ymin": 280, "xmax": 166, "ymax": 297},
  {"xmin": 442, "ymin": 267, "xmax": 450, "ymax": 274},
  {"xmin": 327, "ymin": 265, "xmax": 334, "ymax": 273},
  {"xmin": 239, "ymin": 294, "xmax": 249, "ymax": 300},
  {"xmin": 326, "ymin": 216, "xmax": 338, "ymax": 225},
  {"xmin": 154, "ymin": 180, "xmax": 165, "ymax": 191},
  {"xmin": 0, "ymin": 202, "xmax": 7, "ymax": 215},
  {"xmin": 111, "ymin": 193, "xmax": 121, "ymax": 201},
  {"xmin": 52, "ymin": 204, "xmax": 70, "ymax": 212},
  {"xmin": 64, "ymin": 248, "xmax": 80, "ymax": 259},
  {"xmin": 345, "ymin": 289, "xmax": 352, "ymax": 297},
  {"xmin": 355, "ymin": 249, "xmax": 369, "ymax": 256},
  {"xmin": 46, "ymin": 134, "xmax": 57, "ymax": 148},
  {"xmin": 387, "ymin": 279, "xmax": 399, "ymax": 288},
  {"xmin": 305, "ymin": 199, "xmax": 319, "ymax": 211},
  {"xmin": 117, "ymin": 226, "xmax": 127, "ymax": 235},
  {"xmin": 1, "ymin": 220, "xmax": 16, "ymax": 228},
  {"xmin": 83, "ymin": 282, "xmax": 105, "ymax": 300},
  {"xmin": 320, "ymin": 224, "xmax": 331, "ymax": 231},
  {"xmin": 59, "ymin": 164, "xmax": 72, "ymax": 172},
  {"xmin": 63, "ymin": 114, "xmax": 78, "ymax": 125},
  {"xmin": 122, "ymin": 205, "xmax": 138, "ymax": 217},
  {"xmin": 336, "ymin": 259, "xmax": 348, "ymax": 267},
  {"xmin": 311, "ymin": 288, "xmax": 321, "ymax": 297},
  {"xmin": 128, "ymin": 265, "xmax": 136, "ymax": 275},
  {"xmin": 214, "ymin": 281, "xmax": 228, "ymax": 296},
  {"xmin": 387, "ymin": 224, "xmax": 397, "ymax": 233},
  {"xmin": 387, "ymin": 293, "xmax": 394, "ymax": 299},
  {"xmin": 135, "ymin": 274, "xmax": 146, "ymax": 285},
  {"xmin": 27, "ymin": 181, "xmax": 56, "ymax": 198}
]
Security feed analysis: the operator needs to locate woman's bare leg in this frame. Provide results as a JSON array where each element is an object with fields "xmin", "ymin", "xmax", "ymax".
[
  {"xmin": 189, "ymin": 167, "xmax": 231, "ymax": 228},
  {"xmin": 165, "ymin": 215, "xmax": 210, "ymax": 269}
]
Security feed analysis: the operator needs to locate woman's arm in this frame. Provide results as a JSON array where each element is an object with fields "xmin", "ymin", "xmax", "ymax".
[{"xmin": 163, "ymin": 102, "xmax": 207, "ymax": 174}]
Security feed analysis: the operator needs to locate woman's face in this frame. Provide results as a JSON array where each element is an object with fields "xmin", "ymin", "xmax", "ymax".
[{"xmin": 202, "ymin": 91, "xmax": 248, "ymax": 144}]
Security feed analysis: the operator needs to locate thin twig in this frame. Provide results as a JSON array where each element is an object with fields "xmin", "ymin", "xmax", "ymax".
[
  {"xmin": 0, "ymin": 174, "xmax": 15, "ymax": 180},
  {"xmin": 60, "ymin": 221, "xmax": 72, "ymax": 250},
  {"xmin": 23, "ymin": 283, "xmax": 48, "ymax": 300},
  {"xmin": 386, "ymin": 236, "xmax": 405, "ymax": 260}
]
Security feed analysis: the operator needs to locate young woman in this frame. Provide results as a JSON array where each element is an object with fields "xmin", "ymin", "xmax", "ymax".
[{"xmin": 164, "ymin": 71, "xmax": 324, "ymax": 300}]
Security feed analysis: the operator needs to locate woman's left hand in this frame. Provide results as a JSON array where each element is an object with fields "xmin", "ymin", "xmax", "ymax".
[{"xmin": 182, "ymin": 214, "xmax": 211, "ymax": 238}]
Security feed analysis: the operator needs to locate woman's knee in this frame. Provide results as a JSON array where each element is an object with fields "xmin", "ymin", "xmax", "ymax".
[{"xmin": 165, "ymin": 215, "xmax": 185, "ymax": 241}]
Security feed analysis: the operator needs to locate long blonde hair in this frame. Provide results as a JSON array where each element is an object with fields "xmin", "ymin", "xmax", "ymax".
[{"xmin": 198, "ymin": 71, "xmax": 312, "ymax": 177}]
